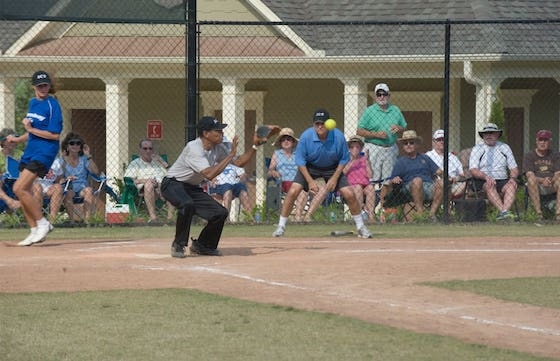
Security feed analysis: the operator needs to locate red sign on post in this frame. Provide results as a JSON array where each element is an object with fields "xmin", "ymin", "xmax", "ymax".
[{"xmin": 147, "ymin": 120, "xmax": 162, "ymax": 139}]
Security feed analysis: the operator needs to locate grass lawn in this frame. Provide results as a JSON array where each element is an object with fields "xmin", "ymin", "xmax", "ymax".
[{"xmin": 1, "ymin": 223, "xmax": 558, "ymax": 360}]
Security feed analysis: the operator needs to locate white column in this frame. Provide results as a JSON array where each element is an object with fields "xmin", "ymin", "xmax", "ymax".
[
  {"xmin": 103, "ymin": 78, "xmax": 130, "ymax": 180},
  {"xmin": 341, "ymin": 78, "xmax": 368, "ymax": 139},
  {"xmin": 220, "ymin": 78, "xmax": 247, "ymax": 148},
  {"xmin": 0, "ymin": 76, "xmax": 17, "ymax": 130},
  {"xmin": 220, "ymin": 78, "xmax": 246, "ymax": 222},
  {"xmin": 473, "ymin": 78, "xmax": 503, "ymax": 144}
]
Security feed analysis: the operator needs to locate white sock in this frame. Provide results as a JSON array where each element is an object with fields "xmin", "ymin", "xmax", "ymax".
[
  {"xmin": 278, "ymin": 216, "xmax": 288, "ymax": 228},
  {"xmin": 353, "ymin": 214, "xmax": 364, "ymax": 229},
  {"xmin": 37, "ymin": 217, "xmax": 49, "ymax": 226}
]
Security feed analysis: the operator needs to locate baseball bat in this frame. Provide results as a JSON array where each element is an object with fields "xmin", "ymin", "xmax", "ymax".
[{"xmin": 330, "ymin": 230, "xmax": 354, "ymax": 237}]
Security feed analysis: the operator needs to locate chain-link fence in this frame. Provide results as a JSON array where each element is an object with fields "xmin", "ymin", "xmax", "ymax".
[{"xmin": 1, "ymin": 4, "xmax": 560, "ymax": 225}]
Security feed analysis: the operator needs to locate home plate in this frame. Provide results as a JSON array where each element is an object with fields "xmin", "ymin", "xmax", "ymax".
[{"xmin": 135, "ymin": 253, "xmax": 169, "ymax": 259}]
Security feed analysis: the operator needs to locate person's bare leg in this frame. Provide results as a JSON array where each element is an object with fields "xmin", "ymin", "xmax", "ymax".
[
  {"xmin": 46, "ymin": 184, "xmax": 63, "ymax": 222},
  {"xmin": 430, "ymin": 180, "xmax": 443, "ymax": 216},
  {"xmin": 525, "ymin": 173, "xmax": 542, "ymax": 215},
  {"xmin": 303, "ymin": 186, "xmax": 327, "ymax": 222},
  {"xmin": 143, "ymin": 181, "xmax": 158, "ymax": 221},
  {"xmin": 408, "ymin": 177, "xmax": 425, "ymax": 215}
]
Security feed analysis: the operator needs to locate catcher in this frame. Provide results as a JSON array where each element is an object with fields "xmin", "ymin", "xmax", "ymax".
[{"xmin": 162, "ymin": 116, "xmax": 279, "ymax": 258}]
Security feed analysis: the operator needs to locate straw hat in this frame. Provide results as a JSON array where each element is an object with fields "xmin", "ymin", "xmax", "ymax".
[
  {"xmin": 478, "ymin": 123, "xmax": 502, "ymax": 138},
  {"xmin": 347, "ymin": 136, "xmax": 364, "ymax": 147},
  {"xmin": 273, "ymin": 127, "xmax": 299, "ymax": 147},
  {"xmin": 398, "ymin": 130, "xmax": 422, "ymax": 144}
]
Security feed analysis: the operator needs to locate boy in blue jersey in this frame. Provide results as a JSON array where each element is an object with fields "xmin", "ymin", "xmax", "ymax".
[
  {"xmin": 272, "ymin": 109, "xmax": 372, "ymax": 238},
  {"xmin": 8, "ymin": 71, "xmax": 63, "ymax": 246}
]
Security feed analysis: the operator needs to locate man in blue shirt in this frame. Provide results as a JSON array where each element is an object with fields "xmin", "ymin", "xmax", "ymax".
[
  {"xmin": 389, "ymin": 130, "xmax": 443, "ymax": 221},
  {"xmin": 272, "ymin": 109, "xmax": 372, "ymax": 238}
]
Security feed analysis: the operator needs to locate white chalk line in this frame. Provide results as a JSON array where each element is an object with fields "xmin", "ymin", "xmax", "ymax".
[
  {"xmin": 130, "ymin": 262, "xmax": 560, "ymax": 338},
  {"xmin": 345, "ymin": 248, "xmax": 560, "ymax": 253}
]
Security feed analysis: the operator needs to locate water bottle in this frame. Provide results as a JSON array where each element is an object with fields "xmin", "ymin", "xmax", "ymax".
[
  {"xmin": 329, "ymin": 211, "xmax": 336, "ymax": 223},
  {"xmin": 254, "ymin": 211, "xmax": 262, "ymax": 223}
]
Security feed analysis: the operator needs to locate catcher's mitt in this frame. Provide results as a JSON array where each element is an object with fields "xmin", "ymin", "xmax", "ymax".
[{"xmin": 255, "ymin": 125, "xmax": 281, "ymax": 145}]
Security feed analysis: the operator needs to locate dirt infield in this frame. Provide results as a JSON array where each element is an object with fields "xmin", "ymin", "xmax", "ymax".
[{"xmin": 1, "ymin": 235, "xmax": 559, "ymax": 359}]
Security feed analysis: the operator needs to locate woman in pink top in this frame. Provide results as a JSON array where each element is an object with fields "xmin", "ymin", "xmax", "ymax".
[{"xmin": 343, "ymin": 136, "xmax": 375, "ymax": 222}]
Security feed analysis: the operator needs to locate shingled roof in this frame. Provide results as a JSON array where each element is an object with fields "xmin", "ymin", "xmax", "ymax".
[
  {"xmin": 2, "ymin": 1, "xmax": 560, "ymax": 58},
  {"xmin": 259, "ymin": 0, "xmax": 560, "ymax": 57}
]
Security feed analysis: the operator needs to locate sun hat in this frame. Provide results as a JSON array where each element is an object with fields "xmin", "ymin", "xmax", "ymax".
[
  {"xmin": 347, "ymin": 136, "xmax": 364, "ymax": 147},
  {"xmin": 398, "ymin": 130, "xmax": 422, "ymax": 144},
  {"xmin": 478, "ymin": 123, "xmax": 502, "ymax": 138},
  {"xmin": 273, "ymin": 127, "xmax": 299, "ymax": 147}
]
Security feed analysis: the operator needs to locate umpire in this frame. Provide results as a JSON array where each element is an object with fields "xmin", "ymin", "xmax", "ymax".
[{"xmin": 162, "ymin": 116, "xmax": 263, "ymax": 258}]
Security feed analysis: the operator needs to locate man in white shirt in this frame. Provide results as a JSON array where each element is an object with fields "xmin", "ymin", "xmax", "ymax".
[
  {"xmin": 469, "ymin": 123, "xmax": 519, "ymax": 220},
  {"xmin": 425, "ymin": 129, "xmax": 465, "ymax": 199},
  {"xmin": 124, "ymin": 139, "xmax": 174, "ymax": 222}
]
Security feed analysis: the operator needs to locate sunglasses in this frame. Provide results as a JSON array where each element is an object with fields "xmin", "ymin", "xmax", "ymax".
[
  {"xmin": 537, "ymin": 138, "xmax": 550, "ymax": 142},
  {"xmin": 314, "ymin": 121, "xmax": 325, "ymax": 126},
  {"xmin": 142, "ymin": 147, "xmax": 153, "ymax": 150},
  {"xmin": 403, "ymin": 140, "xmax": 415, "ymax": 145},
  {"xmin": 376, "ymin": 92, "xmax": 388, "ymax": 97},
  {"xmin": 68, "ymin": 140, "xmax": 82, "ymax": 146},
  {"xmin": 281, "ymin": 137, "xmax": 293, "ymax": 142}
]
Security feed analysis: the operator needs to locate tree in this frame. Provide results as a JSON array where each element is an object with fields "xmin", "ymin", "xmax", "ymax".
[{"xmin": 488, "ymin": 88, "xmax": 506, "ymax": 139}]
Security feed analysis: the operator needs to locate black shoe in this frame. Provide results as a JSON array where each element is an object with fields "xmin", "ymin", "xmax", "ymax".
[
  {"xmin": 189, "ymin": 239, "xmax": 222, "ymax": 256},
  {"xmin": 171, "ymin": 242, "xmax": 186, "ymax": 258}
]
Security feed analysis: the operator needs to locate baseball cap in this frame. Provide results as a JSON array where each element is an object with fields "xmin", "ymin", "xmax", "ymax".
[
  {"xmin": 197, "ymin": 116, "xmax": 228, "ymax": 132},
  {"xmin": 312, "ymin": 109, "xmax": 330, "ymax": 123},
  {"xmin": 374, "ymin": 83, "xmax": 390, "ymax": 94},
  {"xmin": 31, "ymin": 70, "xmax": 51, "ymax": 86},
  {"xmin": 432, "ymin": 129, "xmax": 444, "ymax": 139},
  {"xmin": 536, "ymin": 129, "xmax": 552, "ymax": 140}
]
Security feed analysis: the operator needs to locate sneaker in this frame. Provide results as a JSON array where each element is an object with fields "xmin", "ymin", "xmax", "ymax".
[
  {"xmin": 32, "ymin": 222, "xmax": 53, "ymax": 244},
  {"xmin": 272, "ymin": 225, "xmax": 285, "ymax": 237},
  {"xmin": 171, "ymin": 242, "xmax": 186, "ymax": 258},
  {"xmin": 17, "ymin": 229, "xmax": 37, "ymax": 246},
  {"xmin": 536, "ymin": 214, "xmax": 545, "ymax": 223},
  {"xmin": 357, "ymin": 225, "xmax": 373, "ymax": 239},
  {"xmin": 189, "ymin": 239, "xmax": 222, "ymax": 256},
  {"xmin": 496, "ymin": 211, "xmax": 514, "ymax": 221}
]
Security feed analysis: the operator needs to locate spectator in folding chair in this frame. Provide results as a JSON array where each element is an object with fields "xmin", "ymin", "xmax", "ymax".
[
  {"xmin": 388, "ymin": 130, "xmax": 444, "ymax": 222},
  {"xmin": 208, "ymin": 163, "xmax": 252, "ymax": 222},
  {"xmin": 267, "ymin": 127, "xmax": 307, "ymax": 222},
  {"xmin": 343, "ymin": 136, "xmax": 375, "ymax": 223},
  {"xmin": 0, "ymin": 128, "xmax": 22, "ymax": 213},
  {"xmin": 34, "ymin": 160, "xmax": 64, "ymax": 223},
  {"xmin": 124, "ymin": 139, "xmax": 174, "ymax": 223},
  {"xmin": 426, "ymin": 129, "xmax": 466, "ymax": 199},
  {"xmin": 522, "ymin": 129, "xmax": 560, "ymax": 222},
  {"xmin": 1, "ymin": 128, "xmax": 23, "ymax": 172},
  {"xmin": 272, "ymin": 109, "xmax": 372, "ymax": 238},
  {"xmin": 58, "ymin": 132, "xmax": 99, "ymax": 222},
  {"xmin": 469, "ymin": 123, "xmax": 519, "ymax": 221},
  {"xmin": 357, "ymin": 82, "xmax": 407, "ymax": 214},
  {"xmin": 8, "ymin": 70, "xmax": 63, "ymax": 246}
]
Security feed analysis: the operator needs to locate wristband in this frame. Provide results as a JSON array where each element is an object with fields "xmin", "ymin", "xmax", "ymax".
[
  {"xmin": 252, "ymin": 144, "xmax": 258, "ymax": 151},
  {"xmin": 87, "ymin": 156, "xmax": 92, "ymax": 160}
]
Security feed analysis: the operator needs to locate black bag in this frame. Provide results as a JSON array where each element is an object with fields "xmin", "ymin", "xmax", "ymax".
[{"xmin": 454, "ymin": 199, "xmax": 486, "ymax": 222}]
